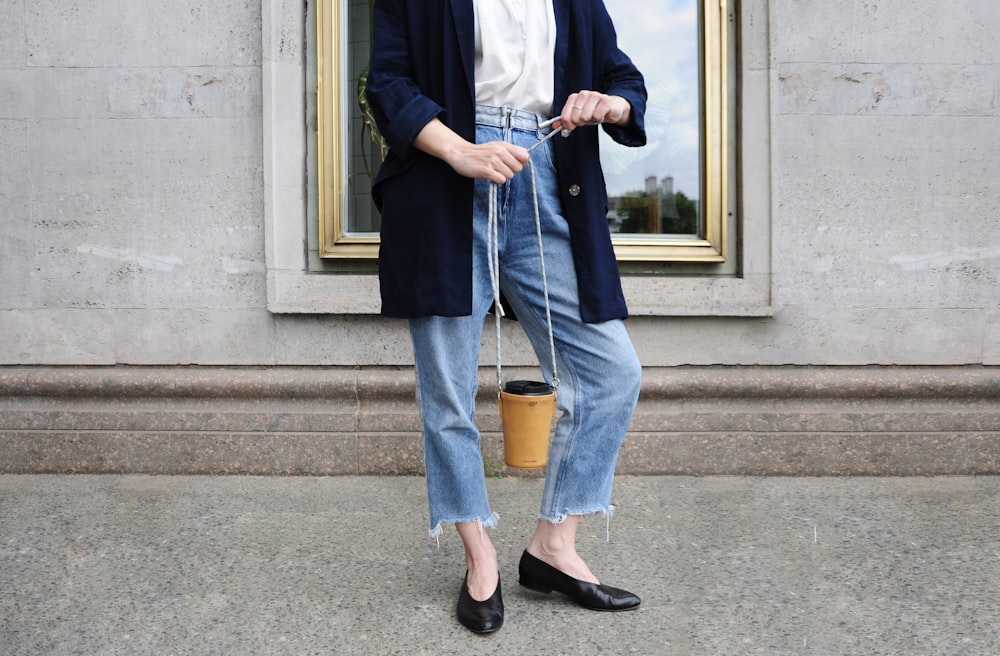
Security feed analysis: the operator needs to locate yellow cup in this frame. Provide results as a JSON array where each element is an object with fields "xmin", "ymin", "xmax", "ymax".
[{"xmin": 499, "ymin": 380, "xmax": 556, "ymax": 469}]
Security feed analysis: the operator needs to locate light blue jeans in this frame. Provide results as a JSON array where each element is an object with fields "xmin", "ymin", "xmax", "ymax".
[{"xmin": 410, "ymin": 105, "xmax": 642, "ymax": 537}]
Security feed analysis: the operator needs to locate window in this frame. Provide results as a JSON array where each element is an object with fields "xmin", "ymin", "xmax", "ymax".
[
  {"xmin": 316, "ymin": 0, "xmax": 735, "ymax": 263},
  {"xmin": 264, "ymin": 0, "xmax": 769, "ymax": 316},
  {"xmin": 602, "ymin": 0, "xmax": 732, "ymax": 263}
]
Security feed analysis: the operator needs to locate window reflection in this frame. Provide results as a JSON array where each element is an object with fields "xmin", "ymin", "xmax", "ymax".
[
  {"xmin": 346, "ymin": 0, "xmax": 382, "ymax": 235},
  {"xmin": 341, "ymin": 0, "xmax": 703, "ymax": 240},
  {"xmin": 601, "ymin": 0, "xmax": 701, "ymax": 238}
]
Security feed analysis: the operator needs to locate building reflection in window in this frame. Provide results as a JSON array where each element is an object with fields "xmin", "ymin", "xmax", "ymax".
[{"xmin": 601, "ymin": 0, "xmax": 701, "ymax": 238}]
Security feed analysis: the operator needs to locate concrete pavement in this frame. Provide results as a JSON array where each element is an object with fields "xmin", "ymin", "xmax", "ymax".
[{"xmin": 2, "ymin": 475, "xmax": 998, "ymax": 655}]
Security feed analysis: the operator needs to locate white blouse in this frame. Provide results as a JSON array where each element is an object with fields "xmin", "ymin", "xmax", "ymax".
[{"xmin": 473, "ymin": 0, "xmax": 557, "ymax": 115}]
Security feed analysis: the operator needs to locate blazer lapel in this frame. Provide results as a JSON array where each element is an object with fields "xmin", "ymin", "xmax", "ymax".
[
  {"xmin": 552, "ymin": 0, "xmax": 570, "ymax": 102},
  {"xmin": 448, "ymin": 0, "xmax": 476, "ymax": 100}
]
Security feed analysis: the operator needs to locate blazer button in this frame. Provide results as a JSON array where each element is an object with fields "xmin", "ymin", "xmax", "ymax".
[{"xmin": 568, "ymin": 184, "xmax": 581, "ymax": 197}]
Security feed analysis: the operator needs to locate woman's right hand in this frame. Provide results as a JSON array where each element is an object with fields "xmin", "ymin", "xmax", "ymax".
[
  {"xmin": 413, "ymin": 119, "xmax": 530, "ymax": 184},
  {"xmin": 444, "ymin": 141, "xmax": 530, "ymax": 184}
]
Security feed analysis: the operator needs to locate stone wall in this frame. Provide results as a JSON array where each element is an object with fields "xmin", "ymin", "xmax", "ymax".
[
  {"xmin": 1, "ymin": 1, "xmax": 270, "ymax": 365},
  {"xmin": 2, "ymin": 0, "xmax": 997, "ymax": 367},
  {"xmin": 768, "ymin": 0, "xmax": 1000, "ymax": 366}
]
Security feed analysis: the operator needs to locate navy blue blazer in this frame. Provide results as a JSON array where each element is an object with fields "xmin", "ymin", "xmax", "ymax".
[{"xmin": 367, "ymin": 0, "xmax": 647, "ymax": 323}]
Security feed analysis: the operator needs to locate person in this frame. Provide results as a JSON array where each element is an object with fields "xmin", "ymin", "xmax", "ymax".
[{"xmin": 366, "ymin": 0, "xmax": 647, "ymax": 634}]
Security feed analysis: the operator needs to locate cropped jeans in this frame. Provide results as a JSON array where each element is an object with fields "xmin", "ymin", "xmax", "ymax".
[{"xmin": 409, "ymin": 105, "xmax": 642, "ymax": 537}]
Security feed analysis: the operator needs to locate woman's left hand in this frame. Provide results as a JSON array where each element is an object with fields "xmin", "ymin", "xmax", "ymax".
[{"xmin": 557, "ymin": 91, "xmax": 632, "ymax": 132}]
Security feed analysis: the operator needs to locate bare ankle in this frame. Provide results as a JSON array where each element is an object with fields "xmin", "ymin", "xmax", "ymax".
[
  {"xmin": 456, "ymin": 522, "xmax": 497, "ymax": 570},
  {"xmin": 528, "ymin": 516, "xmax": 579, "ymax": 556}
]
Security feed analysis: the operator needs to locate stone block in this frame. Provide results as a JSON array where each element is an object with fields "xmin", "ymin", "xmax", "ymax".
[
  {"xmin": 625, "ymin": 307, "xmax": 985, "ymax": 366},
  {"xmin": 0, "ymin": 66, "xmax": 260, "ymax": 121},
  {"xmin": 112, "ymin": 309, "xmax": 276, "ymax": 365},
  {"xmin": 273, "ymin": 314, "xmax": 414, "ymax": 366},
  {"xmin": 0, "ymin": 121, "xmax": 32, "ymax": 309},
  {"xmin": 740, "ymin": 0, "xmax": 770, "ymax": 72},
  {"xmin": 985, "ymin": 311, "xmax": 1000, "ymax": 365},
  {"xmin": 28, "ymin": 117, "xmax": 264, "ymax": 310},
  {"xmin": 358, "ymin": 367, "xmax": 421, "ymax": 432},
  {"xmin": 2, "ymin": 431, "xmax": 359, "ymax": 475},
  {"xmin": 0, "ymin": 68, "xmax": 109, "ymax": 120},
  {"xmin": 265, "ymin": 272, "xmax": 381, "ymax": 315},
  {"xmin": 755, "ymin": 307, "xmax": 986, "ymax": 366},
  {"xmin": 617, "ymin": 431, "xmax": 1000, "ymax": 476},
  {"xmin": 1, "ymin": 408, "xmax": 274, "ymax": 434},
  {"xmin": 774, "ymin": 114, "xmax": 1000, "ymax": 313},
  {"xmin": 772, "ymin": 0, "xmax": 1000, "ymax": 65},
  {"xmin": 263, "ymin": 59, "xmax": 307, "ymax": 273},
  {"xmin": 779, "ymin": 64, "xmax": 996, "ymax": 117},
  {"xmin": 777, "ymin": 114, "xmax": 1000, "ymax": 181},
  {"xmin": 357, "ymin": 433, "xmax": 423, "ymax": 475},
  {"xmin": 622, "ymin": 273, "xmax": 772, "ymax": 319},
  {"xmin": 108, "ymin": 67, "xmax": 262, "ymax": 119},
  {"xmin": 0, "ymin": 309, "xmax": 115, "ymax": 364},
  {"xmin": 624, "ymin": 316, "xmax": 754, "ymax": 366},
  {"xmin": 774, "ymin": 133, "xmax": 1000, "ymax": 311},
  {"xmin": 738, "ymin": 67, "xmax": 773, "ymax": 274},
  {"xmin": 263, "ymin": 0, "xmax": 305, "ymax": 65},
  {"xmin": 0, "ymin": 0, "xmax": 24, "ymax": 66},
  {"xmin": 26, "ymin": 0, "xmax": 261, "ymax": 68}
]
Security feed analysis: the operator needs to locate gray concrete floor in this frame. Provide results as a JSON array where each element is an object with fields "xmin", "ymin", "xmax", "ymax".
[{"xmin": 2, "ymin": 475, "xmax": 998, "ymax": 655}]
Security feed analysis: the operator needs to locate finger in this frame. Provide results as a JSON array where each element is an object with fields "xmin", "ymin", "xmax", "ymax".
[
  {"xmin": 598, "ymin": 97, "xmax": 623, "ymax": 124},
  {"xmin": 506, "ymin": 144, "xmax": 531, "ymax": 166},
  {"xmin": 491, "ymin": 154, "xmax": 523, "ymax": 181},
  {"xmin": 567, "ymin": 91, "xmax": 603, "ymax": 127},
  {"xmin": 592, "ymin": 104, "xmax": 610, "ymax": 125},
  {"xmin": 485, "ymin": 145, "xmax": 522, "ymax": 174},
  {"xmin": 574, "ymin": 96, "xmax": 592, "ymax": 125},
  {"xmin": 485, "ymin": 161, "xmax": 513, "ymax": 183},
  {"xmin": 497, "ymin": 153, "xmax": 525, "ymax": 176},
  {"xmin": 489, "ymin": 142, "xmax": 528, "ymax": 164},
  {"xmin": 560, "ymin": 94, "xmax": 582, "ymax": 129}
]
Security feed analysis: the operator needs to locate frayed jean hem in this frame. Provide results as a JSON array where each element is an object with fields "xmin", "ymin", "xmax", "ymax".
[
  {"xmin": 539, "ymin": 505, "xmax": 616, "ymax": 541},
  {"xmin": 429, "ymin": 512, "xmax": 500, "ymax": 540},
  {"xmin": 539, "ymin": 504, "xmax": 615, "ymax": 525}
]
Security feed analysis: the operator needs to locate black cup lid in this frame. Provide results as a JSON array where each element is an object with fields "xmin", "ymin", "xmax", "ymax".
[{"xmin": 503, "ymin": 380, "xmax": 552, "ymax": 396}]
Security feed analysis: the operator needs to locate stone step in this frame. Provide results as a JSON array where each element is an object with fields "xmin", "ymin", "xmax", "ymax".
[{"xmin": 2, "ymin": 366, "xmax": 998, "ymax": 475}]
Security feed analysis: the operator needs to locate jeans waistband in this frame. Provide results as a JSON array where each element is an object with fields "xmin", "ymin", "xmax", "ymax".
[{"xmin": 475, "ymin": 104, "xmax": 553, "ymax": 134}]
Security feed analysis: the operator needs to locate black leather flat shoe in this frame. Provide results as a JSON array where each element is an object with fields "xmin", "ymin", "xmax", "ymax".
[
  {"xmin": 457, "ymin": 572, "xmax": 504, "ymax": 633},
  {"xmin": 518, "ymin": 550, "xmax": 640, "ymax": 612}
]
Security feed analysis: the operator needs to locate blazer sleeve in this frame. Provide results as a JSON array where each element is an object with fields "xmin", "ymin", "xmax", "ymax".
[
  {"xmin": 366, "ymin": 0, "xmax": 445, "ymax": 157},
  {"xmin": 591, "ymin": 0, "xmax": 647, "ymax": 148}
]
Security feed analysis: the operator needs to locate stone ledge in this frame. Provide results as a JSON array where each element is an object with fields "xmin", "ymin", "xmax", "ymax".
[{"xmin": 2, "ymin": 366, "xmax": 999, "ymax": 475}]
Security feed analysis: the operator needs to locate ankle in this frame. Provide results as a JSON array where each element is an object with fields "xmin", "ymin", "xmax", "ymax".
[
  {"xmin": 528, "ymin": 528, "xmax": 574, "ymax": 559},
  {"xmin": 457, "ymin": 526, "xmax": 497, "ymax": 571},
  {"xmin": 527, "ymin": 538, "xmax": 567, "ymax": 560},
  {"xmin": 465, "ymin": 544, "xmax": 497, "ymax": 570}
]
